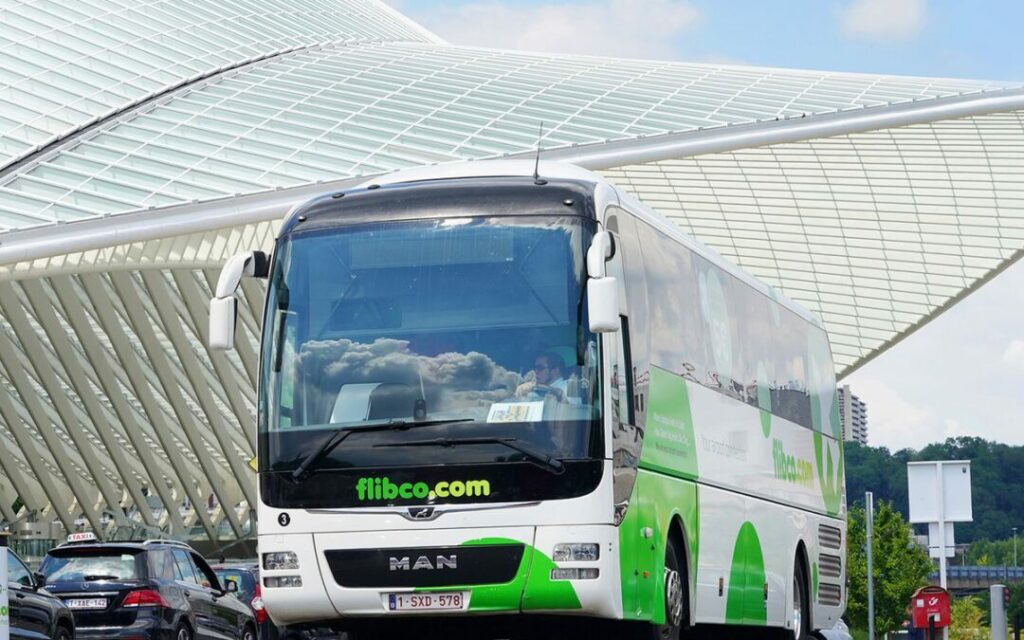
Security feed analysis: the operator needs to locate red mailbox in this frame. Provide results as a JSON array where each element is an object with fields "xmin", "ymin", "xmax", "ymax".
[{"xmin": 911, "ymin": 585, "xmax": 951, "ymax": 629}]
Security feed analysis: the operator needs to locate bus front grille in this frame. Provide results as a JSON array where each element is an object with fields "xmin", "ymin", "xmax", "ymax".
[{"xmin": 325, "ymin": 544, "xmax": 525, "ymax": 588}]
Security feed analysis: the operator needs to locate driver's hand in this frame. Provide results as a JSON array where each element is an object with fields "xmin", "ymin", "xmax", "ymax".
[{"xmin": 515, "ymin": 381, "xmax": 536, "ymax": 397}]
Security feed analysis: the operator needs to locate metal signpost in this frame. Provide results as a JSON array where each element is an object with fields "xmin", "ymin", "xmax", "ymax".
[
  {"xmin": 993, "ymin": 585, "xmax": 1009, "ymax": 640},
  {"xmin": 866, "ymin": 492, "xmax": 876, "ymax": 640},
  {"xmin": 0, "ymin": 530, "xmax": 8, "ymax": 640},
  {"xmin": 908, "ymin": 461, "xmax": 973, "ymax": 640}
]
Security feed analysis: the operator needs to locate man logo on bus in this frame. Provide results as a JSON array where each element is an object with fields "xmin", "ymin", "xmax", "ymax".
[
  {"xmin": 356, "ymin": 477, "xmax": 491, "ymax": 501},
  {"xmin": 389, "ymin": 555, "xmax": 458, "ymax": 571}
]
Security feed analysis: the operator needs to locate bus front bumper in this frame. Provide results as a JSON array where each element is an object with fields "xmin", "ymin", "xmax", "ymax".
[{"xmin": 260, "ymin": 525, "xmax": 621, "ymax": 625}]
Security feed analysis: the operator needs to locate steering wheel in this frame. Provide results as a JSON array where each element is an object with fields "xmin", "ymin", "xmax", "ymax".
[{"xmin": 532, "ymin": 384, "xmax": 565, "ymax": 402}]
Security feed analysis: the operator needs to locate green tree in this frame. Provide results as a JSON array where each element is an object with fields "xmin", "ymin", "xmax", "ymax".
[
  {"xmin": 847, "ymin": 501, "xmax": 934, "ymax": 636},
  {"xmin": 1008, "ymin": 582, "xmax": 1024, "ymax": 630},
  {"xmin": 966, "ymin": 537, "xmax": 1020, "ymax": 566},
  {"xmin": 950, "ymin": 596, "xmax": 988, "ymax": 640},
  {"xmin": 846, "ymin": 437, "xmax": 1024, "ymax": 545}
]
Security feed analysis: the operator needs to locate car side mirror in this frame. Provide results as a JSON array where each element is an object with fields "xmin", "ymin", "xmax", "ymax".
[{"xmin": 33, "ymin": 572, "xmax": 47, "ymax": 589}]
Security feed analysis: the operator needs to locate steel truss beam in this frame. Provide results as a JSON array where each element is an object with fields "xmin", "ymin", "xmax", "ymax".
[
  {"xmin": 79, "ymin": 273, "xmax": 220, "ymax": 541},
  {"xmin": 109, "ymin": 271, "xmax": 244, "ymax": 538}
]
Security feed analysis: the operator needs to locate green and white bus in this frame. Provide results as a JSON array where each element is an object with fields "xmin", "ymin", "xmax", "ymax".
[{"xmin": 210, "ymin": 161, "xmax": 846, "ymax": 639}]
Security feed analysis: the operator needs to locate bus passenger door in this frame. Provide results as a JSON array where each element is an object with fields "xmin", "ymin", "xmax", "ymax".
[
  {"xmin": 603, "ymin": 218, "xmax": 645, "ymax": 615},
  {"xmin": 602, "ymin": 222, "xmax": 638, "ymax": 492},
  {"xmin": 612, "ymin": 309, "xmax": 661, "ymax": 620}
]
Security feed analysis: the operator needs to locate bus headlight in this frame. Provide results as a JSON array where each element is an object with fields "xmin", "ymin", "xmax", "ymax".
[
  {"xmin": 263, "ymin": 552, "xmax": 299, "ymax": 570},
  {"xmin": 551, "ymin": 568, "xmax": 600, "ymax": 580},
  {"xmin": 553, "ymin": 543, "xmax": 600, "ymax": 562}
]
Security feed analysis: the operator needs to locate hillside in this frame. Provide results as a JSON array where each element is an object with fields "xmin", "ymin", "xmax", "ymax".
[{"xmin": 845, "ymin": 437, "xmax": 1024, "ymax": 544}]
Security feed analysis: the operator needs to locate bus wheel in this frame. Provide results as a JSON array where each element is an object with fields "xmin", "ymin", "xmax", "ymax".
[
  {"xmin": 792, "ymin": 558, "xmax": 809, "ymax": 640},
  {"xmin": 655, "ymin": 538, "xmax": 685, "ymax": 640}
]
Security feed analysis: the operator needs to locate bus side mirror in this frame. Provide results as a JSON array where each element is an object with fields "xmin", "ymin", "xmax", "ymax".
[
  {"xmin": 587, "ymin": 230, "xmax": 618, "ymax": 333},
  {"xmin": 588, "ymin": 276, "xmax": 619, "ymax": 333},
  {"xmin": 209, "ymin": 250, "xmax": 269, "ymax": 351},
  {"xmin": 587, "ymin": 231, "xmax": 614, "ymax": 278}
]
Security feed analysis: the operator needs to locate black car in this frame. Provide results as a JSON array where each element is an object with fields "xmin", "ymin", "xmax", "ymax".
[
  {"xmin": 210, "ymin": 564, "xmax": 273, "ymax": 640},
  {"xmin": 6, "ymin": 546, "xmax": 75, "ymax": 640},
  {"xmin": 38, "ymin": 538, "xmax": 257, "ymax": 640}
]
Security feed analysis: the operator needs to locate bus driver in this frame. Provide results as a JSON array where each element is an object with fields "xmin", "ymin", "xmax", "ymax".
[{"xmin": 515, "ymin": 350, "xmax": 577, "ymax": 402}]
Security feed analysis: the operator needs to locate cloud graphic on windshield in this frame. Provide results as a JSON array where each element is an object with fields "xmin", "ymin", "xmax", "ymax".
[{"xmin": 296, "ymin": 338, "xmax": 522, "ymax": 420}]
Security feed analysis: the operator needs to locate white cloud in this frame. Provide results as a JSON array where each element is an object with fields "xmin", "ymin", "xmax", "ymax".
[
  {"xmin": 852, "ymin": 378, "xmax": 933, "ymax": 451},
  {"xmin": 848, "ymin": 378, "xmax": 996, "ymax": 451},
  {"xmin": 943, "ymin": 418, "xmax": 967, "ymax": 439},
  {"xmin": 841, "ymin": 0, "xmax": 924, "ymax": 42},
  {"xmin": 1002, "ymin": 339, "xmax": 1024, "ymax": 370},
  {"xmin": 404, "ymin": 0, "xmax": 700, "ymax": 59}
]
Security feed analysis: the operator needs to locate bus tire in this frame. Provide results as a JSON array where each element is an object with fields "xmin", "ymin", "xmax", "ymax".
[
  {"xmin": 653, "ymin": 537, "xmax": 686, "ymax": 640},
  {"xmin": 791, "ymin": 556, "xmax": 810, "ymax": 640}
]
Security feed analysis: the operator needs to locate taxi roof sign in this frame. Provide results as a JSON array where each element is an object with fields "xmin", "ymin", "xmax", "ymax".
[{"xmin": 66, "ymin": 532, "xmax": 97, "ymax": 543}]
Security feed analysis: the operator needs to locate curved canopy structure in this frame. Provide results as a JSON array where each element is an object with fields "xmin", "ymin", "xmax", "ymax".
[{"xmin": 1, "ymin": 0, "xmax": 1022, "ymax": 541}]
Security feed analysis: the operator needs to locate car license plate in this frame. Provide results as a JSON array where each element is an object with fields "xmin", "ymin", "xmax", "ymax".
[
  {"xmin": 387, "ymin": 591, "xmax": 468, "ymax": 611},
  {"xmin": 66, "ymin": 598, "xmax": 107, "ymax": 610}
]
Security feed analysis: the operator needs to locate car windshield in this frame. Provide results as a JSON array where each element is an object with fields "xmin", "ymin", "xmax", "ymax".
[
  {"xmin": 259, "ymin": 214, "xmax": 603, "ymax": 474},
  {"xmin": 40, "ymin": 550, "xmax": 143, "ymax": 582}
]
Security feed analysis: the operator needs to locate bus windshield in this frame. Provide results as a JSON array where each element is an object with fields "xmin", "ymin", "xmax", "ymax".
[{"xmin": 259, "ymin": 214, "xmax": 603, "ymax": 486}]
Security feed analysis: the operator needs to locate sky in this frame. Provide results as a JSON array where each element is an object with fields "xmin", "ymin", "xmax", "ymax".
[{"xmin": 387, "ymin": 0, "xmax": 1024, "ymax": 452}]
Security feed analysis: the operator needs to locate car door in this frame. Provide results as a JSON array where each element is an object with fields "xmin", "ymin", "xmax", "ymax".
[
  {"xmin": 7, "ymin": 550, "xmax": 50, "ymax": 640},
  {"xmin": 191, "ymin": 554, "xmax": 242, "ymax": 640},
  {"xmin": 172, "ymin": 549, "xmax": 217, "ymax": 640}
]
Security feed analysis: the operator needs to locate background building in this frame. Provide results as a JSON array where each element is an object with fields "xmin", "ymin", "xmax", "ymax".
[{"xmin": 839, "ymin": 385, "xmax": 869, "ymax": 445}]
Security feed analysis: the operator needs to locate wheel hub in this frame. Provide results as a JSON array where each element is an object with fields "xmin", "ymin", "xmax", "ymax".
[
  {"xmin": 793, "ymin": 575, "xmax": 803, "ymax": 639},
  {"xmin": 664, "ymin": 567, "xmax": 683, "ymax": 628}
]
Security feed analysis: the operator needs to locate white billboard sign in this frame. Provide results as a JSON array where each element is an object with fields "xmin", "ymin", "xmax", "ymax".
[{"xmin": 908, "ymin": 460, "xmax": 973, "ymax": 524}]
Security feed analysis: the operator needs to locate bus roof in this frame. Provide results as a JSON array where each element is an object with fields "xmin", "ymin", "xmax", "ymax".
[{"xmin": 355, "ymin": 160, "xmax": 605, "ymax": 188}]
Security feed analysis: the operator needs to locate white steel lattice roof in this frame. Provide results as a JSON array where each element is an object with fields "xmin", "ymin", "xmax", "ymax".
[
  {"xmin": 602, "ymin": 109, "xmax": 1024, "ymax": 373},
  {"xmin": 0, "ymin": 41, "xmax": 1010, "ymax": 230},
  {"xmin": 1, "ymin": 0, "xmax": 1024, "ymax": 542},
  {"xmin": 0, "ymin": 0, "xmax": 438, "ymax": 170}
]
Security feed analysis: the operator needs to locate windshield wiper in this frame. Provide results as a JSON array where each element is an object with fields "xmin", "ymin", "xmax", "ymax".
[
  {"xmin": 83, "ymin": 574, "xmax": 120, "ymax": 581},
  {"xmin": 375, "ymin": 436, "xmax": 565, "ymax": 475},
  {"xmin": 290, "ymin": 419, "xmax": 473, "ymax": 482}
]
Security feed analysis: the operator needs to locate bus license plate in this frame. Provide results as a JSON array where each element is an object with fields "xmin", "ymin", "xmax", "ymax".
[
  {"xmin": 387, "ymin": 591, "xmax": 468, "ymax": 611},
  {"xmin": 66, "ymin": 598, "xmax": 107, "ymax": 609}
]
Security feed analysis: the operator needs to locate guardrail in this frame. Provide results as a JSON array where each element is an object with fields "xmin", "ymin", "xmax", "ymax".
[{"xmin": 932, "ymin": 565, "xmax": 1024, "ymax": 589}]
